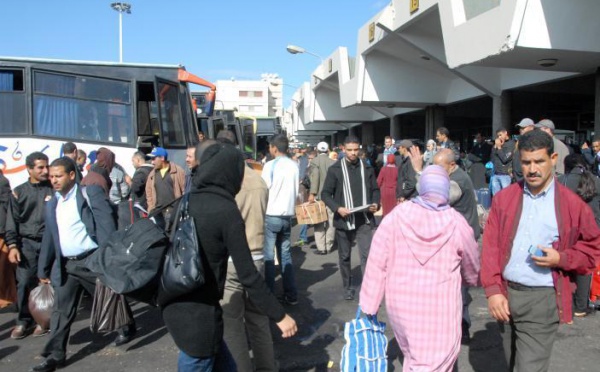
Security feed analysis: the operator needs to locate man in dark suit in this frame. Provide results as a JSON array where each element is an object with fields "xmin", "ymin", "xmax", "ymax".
[{"xmin": 32, "ymin": 157, "xmax": 135, "ymax": 372}]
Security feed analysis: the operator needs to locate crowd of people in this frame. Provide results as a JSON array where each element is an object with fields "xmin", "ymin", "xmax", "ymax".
[{"xmin": 0, "ymin": 117, "xmax": 600, "ymax": 371}]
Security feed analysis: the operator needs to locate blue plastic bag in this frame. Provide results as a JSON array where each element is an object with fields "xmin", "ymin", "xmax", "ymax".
[{"xmin": 340, "ymin": 307, "xmax": 388, "ymax": 372}]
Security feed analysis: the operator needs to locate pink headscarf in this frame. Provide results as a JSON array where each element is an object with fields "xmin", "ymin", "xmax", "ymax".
[{"xmin": 411, "ymin": 165, "xmax": 450, "ymax": 211}]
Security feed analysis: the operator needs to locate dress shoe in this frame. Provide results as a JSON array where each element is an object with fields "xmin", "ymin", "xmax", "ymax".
[
  {"xmin": 30, "ymin": 358, "xmax": 65, "ymax": 372},
  {"xmin": 114, "ymin": 327, "xmax": 136, "ymax": 346},
  {"xmin": 344, "ymin": 289, "xmax": 355, "ymax": 301},
  {"xmin": 11, "ymin": 325, "xmax": 30, "ymax": 339},
  {"xmin": 315, "ymin": 250, "xmax": 327, "ymax": 255},
  {"xmin": 33, "ymin": 325, "xmax": 50, "ymax": 337}
]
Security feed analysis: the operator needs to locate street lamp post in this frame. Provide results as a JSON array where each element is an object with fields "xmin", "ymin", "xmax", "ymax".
[
  {"xmin": 286, "ymin": 44, "xmax": 324, "ymax": 63},
  {"xmin": 111, "ymin": 2, "xmax": 132, "ymax": 63}
]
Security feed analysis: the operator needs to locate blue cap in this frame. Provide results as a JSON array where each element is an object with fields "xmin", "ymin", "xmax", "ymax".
[{"xmin": 148, "ymin": 147, "xmax": 168, "ymax": 159}]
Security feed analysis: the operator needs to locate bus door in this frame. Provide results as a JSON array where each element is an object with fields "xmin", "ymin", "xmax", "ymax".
[{"xmin": 154, "ymin": 78, "xmax": 187, "ymax": 149}]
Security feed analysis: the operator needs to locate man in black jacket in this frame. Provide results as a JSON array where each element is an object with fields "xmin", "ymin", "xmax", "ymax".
[
  {"xmin": 396, "ymin": 139, "xmax": 418, "ymax": 202},
  {"xmin": 130, "ymin": 151, "xmax": 153, "ymax": 212},
  {"xmin": 321, "ymin": 136, "xmax": 380, "ymax": 300},
  {"xmin": 6, "ymin": 152, "xmax": 54, "ymax": 339},
  {"xmin": 32, "ymin": 157, "xmax": 135, "ymax": 372},
  {"xmin": 491, "ymin": 128, "xmax": 516, "ymax": 195}
]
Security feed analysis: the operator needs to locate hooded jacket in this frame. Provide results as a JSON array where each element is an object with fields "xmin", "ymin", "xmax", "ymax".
[{"xmin": 161, "ymin": 143, "xmax": 285, "ymax": 358}]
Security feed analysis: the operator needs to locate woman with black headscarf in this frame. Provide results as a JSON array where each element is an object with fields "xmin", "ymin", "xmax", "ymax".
[{"xmin": 161, "ymin": 141, "xmax": 297, "ymax": 371}]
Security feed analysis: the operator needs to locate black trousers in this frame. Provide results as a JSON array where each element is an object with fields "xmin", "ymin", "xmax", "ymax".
[
  {"xmin": 574, "ymin": 274, "xmax": 592, "ymax": 312},
  {"xmin": 15, "ymin": 238, "xmax": 41, "ymax": 326},
  {"xmin": 42, "ymin": 257, "xmax": 135, "ymax": 361},
  {"xmin": 335, "ymin": 223, "xmax": 373, "ymax": 291}
]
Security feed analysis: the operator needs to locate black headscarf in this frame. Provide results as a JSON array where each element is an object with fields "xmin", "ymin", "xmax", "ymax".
[{"xmin": 191, "ymin": 142, "xmax": 244, "ymax": 200}]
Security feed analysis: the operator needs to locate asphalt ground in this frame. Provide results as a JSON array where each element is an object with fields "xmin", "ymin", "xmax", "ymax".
[{"xmin": 1, "ymin": 223, "xmax": 600, "ymax": 371}]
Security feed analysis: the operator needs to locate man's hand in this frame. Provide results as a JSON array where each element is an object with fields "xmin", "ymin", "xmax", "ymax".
[
  {"xmin": 582, "ymin": 142, "xmax": 589, "ymax": 150},
  {"xmin": 308, "ymin": 194, "xmax": 316, "ymax": 203},
  {"xmin": 337, "ymin": 207, "xmax": 351, "ymax": 218},
  {"xmin": 39, "ymin": 278, "xmax": 51, "ymax": 285},
  {"xmin": 396, "ymin": 197, "xmax": 405, "ymax": 205},
  {"xmin": 407, "ymin": 146, "xmax": 424, "ymax": 173},
  {"xmin": 368, "ymin": 203, "xmax": 378, "ymax": 213},
  {"xmin": 487, "ymin": 294, "xmax": 510, "ymax": 322},
  {"xmin": 8, "ymin": 247, "xmax": 20, "ymax": 264},
  {"xmin": 276, "ymin": 314, "xmax": 298, "ymax": 338},
  {"xmin": 494, "ymin": 138, "xmax": 504, "ymax": 149},
  {"xmin": 531, "ymin": 246, "xmax": 561, "ymax": 268}
]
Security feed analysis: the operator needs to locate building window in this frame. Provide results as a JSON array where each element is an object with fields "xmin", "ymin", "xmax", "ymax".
[
  {"xmin": 254, "ymin": 91, "xmax": 263, "ymax": 98},
  {"xmin": 239, "ymin": 91, "xmax": 248, "ymax": 97},
  {"xmin": 0, "ymin": 69, "xmax": 26, "ymax": 134}
]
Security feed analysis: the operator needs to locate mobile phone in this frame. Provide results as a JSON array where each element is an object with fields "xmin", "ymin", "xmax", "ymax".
[{"xmin": 528, "ymin": 245, "xmax": 545, "ymax": 257}]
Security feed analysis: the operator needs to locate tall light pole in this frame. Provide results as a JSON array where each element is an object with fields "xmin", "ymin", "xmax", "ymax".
[
  {"xmin": 286, "ymin": 44, "xmax": 323, "ymax": 63},
  {"xmin": 111, "ymin": 2, "xmax": 131, "ymax": 63}
]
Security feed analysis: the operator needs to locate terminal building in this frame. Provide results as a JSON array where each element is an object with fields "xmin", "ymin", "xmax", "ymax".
[{"xmin": 285, "ymin": 0, "xmax": 600, "ymax": 150}]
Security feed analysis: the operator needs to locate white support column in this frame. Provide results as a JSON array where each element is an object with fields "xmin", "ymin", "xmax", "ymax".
[{"xmin": 390, "ymin": 116, "xmax": 401, "ymax": 140}]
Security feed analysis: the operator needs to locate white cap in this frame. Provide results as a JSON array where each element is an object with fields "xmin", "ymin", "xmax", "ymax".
[{"xmin": 317, "ymin": 142, "xmax": 329, "ymax": 152}]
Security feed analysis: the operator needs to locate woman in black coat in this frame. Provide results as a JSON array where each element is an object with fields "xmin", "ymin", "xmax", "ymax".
[{"xmin": 161, "ymin": 141, "xmax": 297, "ymax": 371}]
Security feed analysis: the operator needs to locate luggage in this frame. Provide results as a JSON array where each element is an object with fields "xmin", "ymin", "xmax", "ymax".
[
  {"xmin": 90, "ymin": 278, "xmax": 134, "ymax": 333},
  {"xmin": 590, "ymin": 262, "xmax": 600, "ymax": 308},
  {"xmin": 295, "ymin": 201, "xmax": 328, "ymax": 225},
  {"xmin": 157, "ymin": 193, "xmax": 204, "ymax": 307},
  {"xmin": 340, "ymin": 307, "xmax": 388, "ymax": 372},
  {"xmin": 28, "ymin": 283, "xmax": 54, "ymax": 330},
  {"xmin": 475, "ymin": 188, "xmax": 492, "ymax": 210},
  {"xmin": 85, "ymin": 217, "xmax": 169, "ymax": 305}
]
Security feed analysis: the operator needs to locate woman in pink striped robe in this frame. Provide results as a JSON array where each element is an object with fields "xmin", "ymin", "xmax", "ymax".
[{"xmin": 360, "ymin": 165, "xmax": 480, "ymax": 372}]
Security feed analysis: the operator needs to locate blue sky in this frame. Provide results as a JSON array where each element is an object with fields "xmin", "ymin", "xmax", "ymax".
[{"xmin": 1, "ymin": 0, "xmax": 386, "ymax": 106}]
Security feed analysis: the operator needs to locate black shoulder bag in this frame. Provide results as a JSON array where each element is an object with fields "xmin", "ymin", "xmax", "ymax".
[{"xmin": 157, "ymin": 192, "xmax": 204, "ymax": 307}]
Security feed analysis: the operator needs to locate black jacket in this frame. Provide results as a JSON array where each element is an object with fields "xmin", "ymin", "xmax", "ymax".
[
  {"xmin": 130, "ymin": 164, "xmax": 152, "ymax": 208},
  {"xmin": 321, "ymin": 158, "xmax": 380, "ymax": 230},
  {"xmin": 5, "ymin": 180, "xmax": 53, "ymax": 247},
  {"xmin": 491, "ymin": 139, "xmax": 515, "ymax": 175},
  {"xmin": 396, "ymin": 155, "xmax": 418, "ymax": 200},
  {"xmin": 38, "ymin": 184, "xmax": 116, "ymax": 285},
  {"xmin": 161, "ymin": 142, "xmax": 285, "ymax": 358},
  {"xmin": 0, "ymin": 172, "xmax": 10, "ymax": 236}
]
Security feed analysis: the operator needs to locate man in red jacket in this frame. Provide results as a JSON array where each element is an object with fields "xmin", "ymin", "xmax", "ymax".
[{"xmin": 481, "ymin": 129, "xmax": 600, "ymax": 371}]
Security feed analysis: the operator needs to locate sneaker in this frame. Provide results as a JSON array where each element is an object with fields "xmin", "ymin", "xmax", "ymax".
[
  {"xmin": 32, "ymin": 325, "xmax": 49, "ymax": 337},
  {"xmin": 344, "ymin": 289, "xmax": 355, "ymax": 301},
  {"xmin": 574, "ymin": 308, "xmax": 593, "ymax": 317},
  {"xmin": 282, "ymin": 295, "xmax": 298, "ymax": 306},
  {"xmin": 294, "ymin": 239, "xmax": 305, "ymax": 247},
  {"xmin": 10, "ymin": 325, "xmax": 29, "ymax": 339}
]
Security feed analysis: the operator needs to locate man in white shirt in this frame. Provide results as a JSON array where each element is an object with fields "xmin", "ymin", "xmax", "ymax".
[{"xmin": 261, "ymin": 134, "xmax": 299, "ymax": 305}]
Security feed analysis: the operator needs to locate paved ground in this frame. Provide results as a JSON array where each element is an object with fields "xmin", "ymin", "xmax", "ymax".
[{"xmin": 1, "ymin": 223, "xmax": 600, "ymax": 371}]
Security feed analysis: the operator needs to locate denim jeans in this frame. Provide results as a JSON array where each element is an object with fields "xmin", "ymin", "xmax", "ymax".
[
  {"xmin": 299, "ymin": 224, "xmax": 308, "ymax": 242},
  {"xmin": 263, "ymin": 215, "xmax": 297, "ymax": 301},
  {"xmin": 177, "ymin": 341, "xmax": 236, "ymax": 372},
  {"xmin": 490, "ymin": 174, "xmax": 512, "ymax": 195}
]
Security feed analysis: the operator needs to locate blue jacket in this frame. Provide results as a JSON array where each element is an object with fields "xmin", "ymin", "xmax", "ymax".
[{"xmin": 38, "ymin": 185, "xmax": 116, "ymax": 285}]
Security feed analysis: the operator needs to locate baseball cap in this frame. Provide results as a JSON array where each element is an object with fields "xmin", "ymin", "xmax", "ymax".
[
  {"xmin": 398, "ymin": 139, "xmax": 413, "ymax": 149},
  {"xmin": 535, "ymin": 119, "xmax": 555, "ymax": 131},
  {"xmin": 317, "ymin": 142, "xmax": 329, "ymax": 152},
  {"xmin": 515, "ymin": 118, "xmax": 534, "ymax": 128},
  {"xmin": 147, "ymin": 147, "xmax": 168, "ymax": 159}
]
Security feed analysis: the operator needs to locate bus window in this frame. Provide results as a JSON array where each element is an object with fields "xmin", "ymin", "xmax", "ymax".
[
  {"xmin": 157, "ymin": 81, "xmax": 185, "ymax": 147},
  {"xmin": 0, "ymin": 69, "xmax": 26, "ymax": 134},
  {"xmin": 32, "ymin": 71, "xmax": 133, "ymax": 144}
]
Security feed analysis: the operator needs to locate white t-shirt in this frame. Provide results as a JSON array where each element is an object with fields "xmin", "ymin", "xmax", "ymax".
[{"xmin": 261, "ymin": 156, "xmax": 299, "ymax": 216}]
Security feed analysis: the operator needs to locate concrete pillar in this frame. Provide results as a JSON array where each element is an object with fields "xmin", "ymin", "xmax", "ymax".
[
  {"xmin": 595, "ymin": 67, "xmax": 600, "ymax": 138},
  {"xmin": 348, "ymin": 126, "xmax": 356, "ymax": 137},
  {"xmin": 390, "ymin": 116, "xmax": 401, "ymax": 140},
  {"xmin": 330, "ymin": 132, "xmax": 336, "ymax": 148},
  {"xmin": 492, "ymin": 91, "xmax": 511, "ymax": 134},
  {"xmin": 425, "ymin": 105, "xmax": 445, "ymax": 140},
  {"xmin": 362, "ymin": 122, "xmax": 375, "ymax": 145}
]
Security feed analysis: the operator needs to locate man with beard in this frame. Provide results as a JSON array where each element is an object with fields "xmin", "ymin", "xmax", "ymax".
[{"xmin": 321, "ymin": 136, "xmax": 380, "ymax": 300}]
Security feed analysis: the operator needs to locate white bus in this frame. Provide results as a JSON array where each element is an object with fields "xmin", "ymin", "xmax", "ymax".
[{"xmin": 0, "ymin": 57, "xmax": 214, "ymax": 186}]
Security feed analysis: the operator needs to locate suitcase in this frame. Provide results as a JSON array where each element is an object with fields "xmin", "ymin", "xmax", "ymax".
[{"xmin": 475, "ymin": 188, "xmax": 492, "ymax": 209}]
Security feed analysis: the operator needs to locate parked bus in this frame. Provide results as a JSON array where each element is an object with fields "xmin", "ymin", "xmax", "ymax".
[{"xmin": 0, "ymin": 57, "xmax": 213, "ymax": 186}]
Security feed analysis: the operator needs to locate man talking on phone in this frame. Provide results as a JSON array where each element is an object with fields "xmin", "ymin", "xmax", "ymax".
[{"xmin": 481, "ymin": 129, "xmax": 600, "ymax": 371}]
